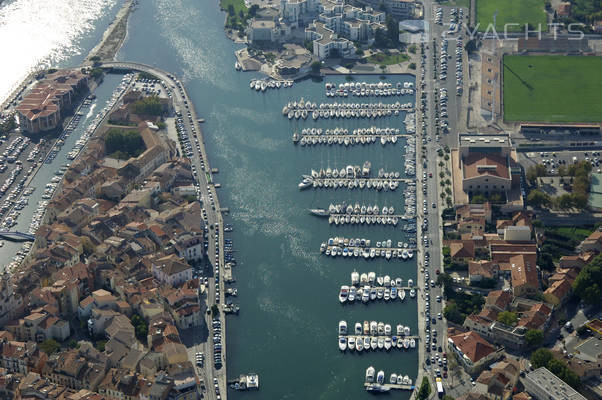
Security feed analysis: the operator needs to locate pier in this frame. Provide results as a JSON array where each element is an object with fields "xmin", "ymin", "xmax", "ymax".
[
  {"xmin": 294, "ymin": 133, "xmax": 411, "ymax": 146},
  {"xmin": 300, "ymin": 177, "xmax": 413, "ymax": 191},
  {"xmin": 322, "ymin": 244, "xmax": 416, "ymax": 260},
  {"xmin": 327, "ymin": 213, "xmax": 414, "ymax": 225},
  {"xmin": 364, "ymin": 383, "xmax": 415, "ymax": 391}
]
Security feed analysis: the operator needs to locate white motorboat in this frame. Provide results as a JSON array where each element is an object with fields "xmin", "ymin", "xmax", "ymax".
[
  {"xmin": 339, "ymin": 286, "xmax": 349, "ymax": 303},
  {"xmin": 356, "ymin": 337, "xmax": 364, "ymax": 351},
  {"xmin": 390, "ymin": 373, "xmax": 398, "ymax": 384},
  {"xmin": 366, "ymin": 366, "xmax": 375, "ymax": 383},
  {"xmin": 371, "ymin": 337, "xmax": 378, "ymax": 350},
  {"xmin": 402, "ymin": 375, "xmax": 410, "ymax": 385},
  {"xmin": 397, "ymin": 324, "xmax": 403, "ymax": 336},
  {"xmin": 410, "ymin": 338, "xmax": 416, "ymax": 348},
  {"xmin": 404, "ymin": 326, "xmax": 411, "ymax": 336},
  {"xmin": 339, "ymin": 320, "xmax": 347, "ymax": 335},
  {"xmin": 370, "ymin": 321, "xmax": 378, "ymax": 335},
  {"xmin": 348, "ymin": 336, "xmax": 356, "ymax": 350},
  {"xmin": 384, "ymin": 337, "xmax": 392, "ymax": 350},
  {"xmin": 364, "ymin": 337, "xmax": 370, "ymax": 350},
  {"xmin": 410, "ymin": 289, "xmax": 416, "ymax": 298},
  {"xmin": 376, "ymin": 370, "xmax": 385, "ymax": 384},
  {"xmin": 400, "ymin": 289, "xmax": 406, "ymax": 301},
  {"xmin": 351, "ymin": 271, "xmax": 360, "ymax": 285},
  {"xmin": 355, "ymin": 322, "xmax": 362, "ymax": 335},
  {"xmin": 384, "ymin": 324, "xmax": 392, "ymax": 336},
  {"xmin": 339, "ymin": 336, "xmax": 347, "ymax": 351}
]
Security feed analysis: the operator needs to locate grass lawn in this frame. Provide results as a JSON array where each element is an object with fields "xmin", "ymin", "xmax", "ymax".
[
  {"xmin": 503, "ymin": 55, "xmax": 602, "ymax": 123},
  {"xmin": 552, "ymin": 226, "xmax": 594, "ymax": 242},
  {"xmin": 220, "ymin": 0, "xmax": 249, "ymax": 28},
  {"xmin": 476, "ymin": 0, "xmax": 547, "ymax": 32},
  {"xmin": 220, "ymin": 0, "xmax": 248, "ymax": 15},
  {"xmin": 367, "ymin": 52, "xmax": 410, "ymax": 66},
  {"xmin": 439, "ymin": 0, "xmax": 470, "ymax": 8}
]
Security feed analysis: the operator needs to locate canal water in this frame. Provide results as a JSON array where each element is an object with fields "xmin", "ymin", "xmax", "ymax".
[
  {"xmin": 118, "ymin": 1, "xmax": 418, "ymax": 398},
  {"xmin": 0, "ymin": 73, "xmax": 125, "ymax": 267},
  {"xmin": 2, "ymin": 0, "xmax": 419, "ymax": 397}
]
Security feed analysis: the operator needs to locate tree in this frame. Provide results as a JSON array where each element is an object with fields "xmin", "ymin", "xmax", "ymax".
[
  {"xmin": 444, "ymin": 303, "xmax": 463, "ymax": 324},
  {"xmin": 95, "ymin": 340, "xmax": 106, "ymax": 352},
  {"xmin": 211, "ymin": 304, "xmax": 219, "ymax": 316},
  {"xmin": 249, "ymin": 4, "xmax": 259, "ymax": 16},
  {"xmin": 409, "ymin": 44, "xmax": 417, "ymax": 54},
  {"xmin": 227, "ymin": 4, "xmax": 235, "ymax": 15},
  {"xmin": 104, "ymin": 128, "xmax": 145, "ymax": 159},
  {"xmin": 573, "ymin": 254, "xmax": 602, "ymax": 306},
  {"xmin": 527, "ymin": 189, "xmax": 551, "ymax": 209},
  {"xmin": 497, "ymin": 311, "xmax": 518, "ymax": 326},
  {"xmin": 531, "ymin": 348, "xmax": 555, "ymax": 369},
  {"xmin": 131, "ymin": 314, "xmax": 148, "ymax": 342},
  {"xmin": 40, "ymin": 339, "xmax": 60, "ymax": 354},
  {"xmin": 525, "ymin": 329, "xmax": 544, "ymax": 346},
  {"xmin": 417, "ymin": 376, "xmax": 431, "ymax": 400},
  {"xmin": 409, "ymin": 62, "xmax": 416, "ymax": 70},
  {"xmin": 89, "ymin": 67, "xmax": 104, "ymax": 79},
  {"xmin": 82, "ymin": 236, "xmax": 96, "ymax": 256},
  {"xmin": 442, "ymin": 395, "xmax": 455, "ymax": 400},
  {"xmin": 130, "ymin": 95, "xmax": 165, "ymax": 116},
  {"xmin": 311, "ymin": 61, "xmax": 321, "ymax": 74}
]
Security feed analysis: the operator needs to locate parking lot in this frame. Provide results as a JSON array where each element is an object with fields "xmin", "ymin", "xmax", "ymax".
[{"xmin": 520, "ymin": 150, "xmax": 602, "ymax": 175}]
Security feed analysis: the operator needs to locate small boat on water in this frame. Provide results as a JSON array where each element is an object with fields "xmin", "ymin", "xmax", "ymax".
[
  {"xmin": 338, "ymin": 336, "xmax": 347, "ymax": 351},
  {"xmin": 339, "ymin": 320, "xmax": 347, "ymax": 335},
  {"xmin": 366, "ymin": 366, "xmax": 375, "ymax": 383},
  {"xmin": 339, "ymin": 286, "xmax": 349, "ymax": 303},
  {"xmin": 376, "ymin": 370, "xmax": 385, "ymax": 385},
  {"xmin": 310, "ymin": 208, "xmax": 329, "ymax": 217}
]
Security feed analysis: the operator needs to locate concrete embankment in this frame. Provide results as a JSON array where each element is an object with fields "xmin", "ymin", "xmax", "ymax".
[{"xmin": 86, "ymin": 0, "xmax": 135, "ymax": 62}]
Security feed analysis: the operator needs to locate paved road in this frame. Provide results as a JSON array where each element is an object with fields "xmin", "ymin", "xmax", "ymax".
[
  {"xmin": 413, "ymin": 3, "xmax": 473, "ymax": 398},
  {"xmin": 102, "ymin": 61, "xmax": 228, "ymax": 400}
]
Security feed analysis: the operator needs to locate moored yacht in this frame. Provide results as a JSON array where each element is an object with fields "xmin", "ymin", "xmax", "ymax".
[
  {"xmin": 366, "ymin": 366, "xmax": 375, "ymax": 383},
  {"xmin": 339, "ymin": 320, "xmax": 347, "ymax": 335}
]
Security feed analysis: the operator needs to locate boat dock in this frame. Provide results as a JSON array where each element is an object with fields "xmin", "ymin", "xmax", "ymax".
[
  {"xmin": 300, "ymin": 177, "xmax": 413, "ymax": 191},
  {"xmin": 321, "ymin": 244, "xmax": 416, "ymax": 260},
  {"xmin": 228, "ymin": 373, "xmax": 259, "ymax": 391},
  {"xmin": 294, "ymin": 133, "xmax": 411, "ymax": 146},
  {"xmin": 328, "ymin": 213, "xmax": 413, "ymax": 225},
  {"xmin": 364, "ymin": 383, "xmax": 414, "ymax": 391}
]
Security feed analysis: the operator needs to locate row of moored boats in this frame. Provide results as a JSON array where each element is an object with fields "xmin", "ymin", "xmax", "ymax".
[
  {"xmin": 365, "ymin": 366, "xmax": 413, "ymax": 392},
  {"xmin": 325, "ymin": 81, "xmax": 414, "ymax": 97},
  {"xmin": 250, "ymin": 79, "xmax": 293, "ymax": 92}
]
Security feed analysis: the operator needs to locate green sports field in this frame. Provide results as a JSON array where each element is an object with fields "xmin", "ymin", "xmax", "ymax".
[
  {"xmin": 477, "ymin": 0, "xmax": 547, "ymax": 32},
  {"xmin": 503, "ymin": 55, "xmax": 602, "ymax": 123}
]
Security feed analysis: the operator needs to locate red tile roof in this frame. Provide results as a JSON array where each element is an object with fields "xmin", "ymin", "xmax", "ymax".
[{"xmin": 449, "ymin": 331, "xmax": 496, "ymax": 363}]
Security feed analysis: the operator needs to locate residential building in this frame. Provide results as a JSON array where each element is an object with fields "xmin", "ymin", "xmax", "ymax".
[
  {"xmin": 151, "ymin": 255, "xmax": 193, "ymax": 287},
  {"xmin": 469, "ymin": 260, "xmax": 499, "ymax": 283},
  {"xmin": 447, "ymin": 331, "xmax": 501, "ymax": 374},
  {"xmin": 579, "ymin": 229, "xmax": 602, "ymax": 253},
  {"xmin": 522, "ymin": 367, "xmax": 587, "ymax": 400},
  {"xmin": 16, "ymin": 69, "xmax": 89, "ymax": 134}
]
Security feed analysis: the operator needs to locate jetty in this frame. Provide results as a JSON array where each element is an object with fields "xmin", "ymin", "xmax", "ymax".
[
  {"xmin": 327, "ymin": 213, "xmax": 413, "ymax": 226},
  {"xmin": 228, "ymin": 373, "xmax": 259, "ymax": 391},
  {"xmin": 364, "ymin": 382, "xmax": 415, "ymax": 391},
  {"xmin": 325, "ymin": 81, "xmax": 415, "ymax": 98},
  {"xmin": 282, "ymin": 100, "xmax": 413, "ymax": 120}
]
